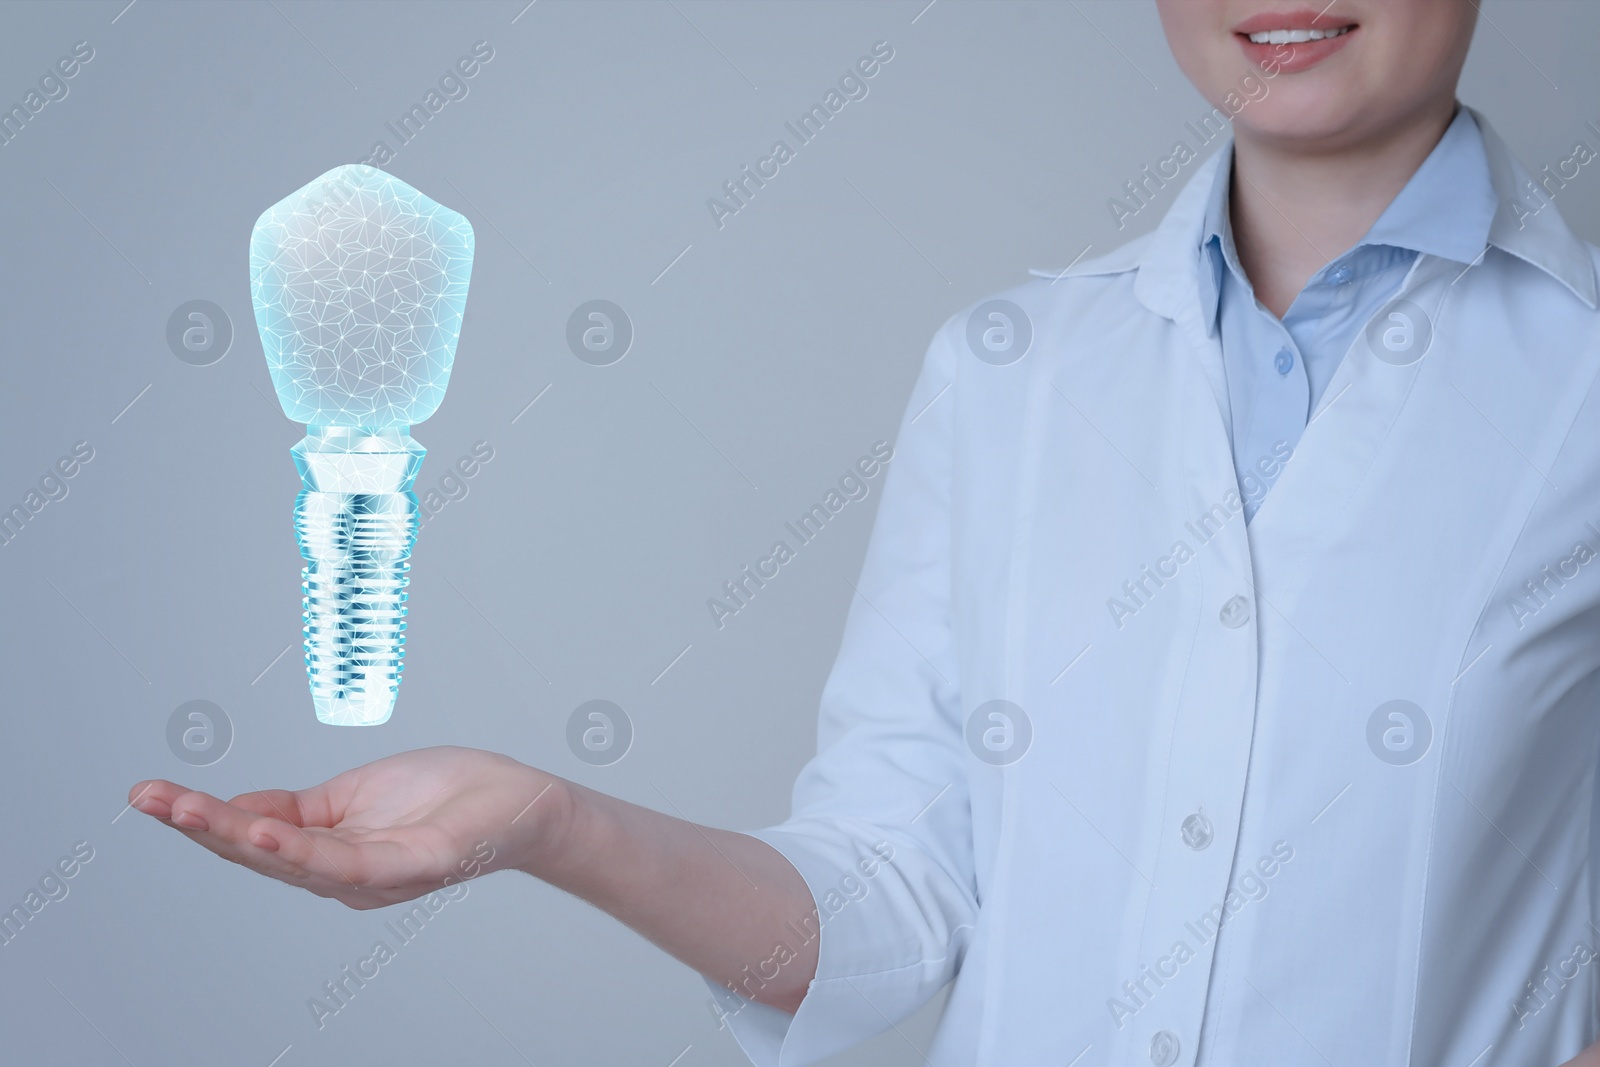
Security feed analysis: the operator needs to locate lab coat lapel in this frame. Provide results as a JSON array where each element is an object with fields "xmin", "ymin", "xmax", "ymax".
[
  {"xmin": 1125, "ymin": 137, "xmax": 1448, "ymax": 611},
  {"xmin": 1123, "ymin": 147, "xmax": 1260, "ymax": 608},
  {"xmin": 1241, "ymin": 251, "xmax": 1455, "ymax": 603},
  {"xmin": 1133, "ymin": 147, "xmax": 1234, "ymax": 436},
  {"xmin": 1244, "ymin": 108, "xmax": 1599, "ymax": 604}
]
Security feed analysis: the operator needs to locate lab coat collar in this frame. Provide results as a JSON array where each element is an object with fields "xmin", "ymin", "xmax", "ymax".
[
  {"xmin": 1034, "ymin": 107, "xmax": 1598, "ymax": 324},
  {"xmin": 1472, "ymin": 105, "xmax": 1600, "ymax": 309}
]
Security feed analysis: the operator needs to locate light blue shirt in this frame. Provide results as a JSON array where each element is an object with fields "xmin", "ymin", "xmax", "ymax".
[
  {"xmin": 1202, "ymin": 107, "xmax": 1499, "ymax": 520},
  {"xmin": 710, "ymin": 106, "xmax": 1600, "ymax": 1067}
]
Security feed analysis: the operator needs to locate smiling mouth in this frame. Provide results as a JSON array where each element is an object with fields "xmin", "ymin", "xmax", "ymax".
[{"xmin": 1244, "ymin": 25, "xmax": 1354, "ymax": 44}]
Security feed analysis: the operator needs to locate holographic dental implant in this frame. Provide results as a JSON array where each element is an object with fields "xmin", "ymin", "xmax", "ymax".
[{"xmin": 250, "ymin": 164, "xmax": 474, "ymax": 725}]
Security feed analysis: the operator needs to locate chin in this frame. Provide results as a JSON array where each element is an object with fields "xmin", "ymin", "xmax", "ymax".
[{"xmin": 1228, "ymin": 93, "xmax": 1371, "ymax": 149}]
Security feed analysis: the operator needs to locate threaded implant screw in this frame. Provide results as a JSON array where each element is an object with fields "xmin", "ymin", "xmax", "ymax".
[{"xmin": 295, "ymin": 491, "xmax": 420, "ymax": 725}]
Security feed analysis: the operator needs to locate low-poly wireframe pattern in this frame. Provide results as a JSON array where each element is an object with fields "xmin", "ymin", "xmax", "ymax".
[{"xmin": 250, "ymin": 163, "xmax": 474, "ymax": 428}]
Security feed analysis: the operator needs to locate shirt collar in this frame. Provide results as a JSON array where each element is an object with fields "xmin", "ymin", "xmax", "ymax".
[
  {"xmin": 1196, "ymin": 106, "xmax": 1497, "ymax": 332},
  {"xmin": 1362, "ymin": 106, "xmax": 1497, "ymax": 264},
  {"xmin": 1040, "ymin": 106, "xmax": 1598, "ymax": 334}
]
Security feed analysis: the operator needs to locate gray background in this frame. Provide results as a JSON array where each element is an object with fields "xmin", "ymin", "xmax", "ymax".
[{"xmin": 1, "ymin": 1, "xmax": 1596, "ymax": 1064}]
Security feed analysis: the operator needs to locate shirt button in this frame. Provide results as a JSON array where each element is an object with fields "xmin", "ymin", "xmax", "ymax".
[
  {"xmin": 1330, "ymin": 265, "xmax": 1354, "ymax": 285},
  {"xmin": 1150, "ymin": 1030, "xmax": 1181, "ymax": 1066},
  {"xmin": 1274, "ymin": 348, "xmax": 1294, "ymax": 375},
  {"xmin": 1218, "ymin": 595, "xmax": 1251, "ymax": 628},
  {"xmin": 1181, "ymin": 812, "xmax": 1213, "ymax": 850}
]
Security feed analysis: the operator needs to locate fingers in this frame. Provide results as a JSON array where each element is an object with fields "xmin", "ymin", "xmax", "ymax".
[
  {"xmin": 131, "ymin": 780, "xmax": 300, "ymax": 836},
  {"xmin": 128, "ymin": 779, "xmax": 424, "ymax": 896},
  {"xmin": 134, "ymin": 773, "xmax": 348, "ymax": 835},
  {"xmin": 167, "ymin": 790, "xmax": 294, "ymax": 861},
  {"xmin": 131, "ymin": 781, "xmax": 303, "ymax": 861},
  {"xmin": 127, "ymin": 779, "xmax": 185, "ymax": 820},
  {"xmin": 129, "ymin": 783, "xmax": 313, "ymax": 881}
]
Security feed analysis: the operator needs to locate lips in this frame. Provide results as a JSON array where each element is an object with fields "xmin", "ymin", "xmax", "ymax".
[{"xmin": 1232, "ymin": 9, "xmax": 1359, "ymax": 74}]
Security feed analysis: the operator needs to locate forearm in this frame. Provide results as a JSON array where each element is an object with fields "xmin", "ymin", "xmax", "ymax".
[{"xmin": 521, "ymin": 774, "xmax": 818, "ymax": 1014}]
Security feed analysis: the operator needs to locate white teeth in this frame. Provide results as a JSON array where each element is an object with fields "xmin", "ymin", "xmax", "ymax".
[{"xmin": 1247, "ymin": 25, "xmax": 1351, "ymax": 44}]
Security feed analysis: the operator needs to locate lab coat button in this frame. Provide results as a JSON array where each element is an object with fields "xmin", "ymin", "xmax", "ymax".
[
  {"xmin": 1218, "ymin": 595, "xmax": 1251, "ymax": 628},
  {"xmin": 1181, "ymin": 812, "xmax": 1213, "ymax": 850},
  {"xmin": 1150, "ymin": 1030, "xmax": 1180, "ymax": 1066}
]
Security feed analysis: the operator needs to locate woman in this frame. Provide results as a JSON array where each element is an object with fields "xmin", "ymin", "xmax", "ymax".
[{"xmin": 133, "ymin": 2, "xmax": 1600, "ymax": 1064}]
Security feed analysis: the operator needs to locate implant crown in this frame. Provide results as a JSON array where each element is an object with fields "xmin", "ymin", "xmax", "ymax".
[{"xmin": 249, "ymin": 164, "xmax": 474, "ymax": 428}]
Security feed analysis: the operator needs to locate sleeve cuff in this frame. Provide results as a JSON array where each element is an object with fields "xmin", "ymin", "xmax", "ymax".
[{"xmin": 702, "ymin": 827, "xmax": 965, "ymax": 1067}]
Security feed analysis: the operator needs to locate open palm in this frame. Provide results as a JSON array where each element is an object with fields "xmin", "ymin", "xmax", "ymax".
[{"xmin": 130, "ymin": 746, "xmax": 562, "ymax": 909}]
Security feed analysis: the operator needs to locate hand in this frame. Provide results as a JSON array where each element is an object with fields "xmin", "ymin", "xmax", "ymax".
[
  {"xmin": 129, "ymin": 746, "xmax": 571, "ymax": 909},
  {"xmin": 133, "ymin": 743, "xmax": 820, "ymax": 1011}
]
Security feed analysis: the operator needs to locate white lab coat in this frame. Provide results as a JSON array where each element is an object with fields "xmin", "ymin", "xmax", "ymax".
[{"xmin": 709, "ymin": 106, "xmax": 1600, "ymax": 1066}]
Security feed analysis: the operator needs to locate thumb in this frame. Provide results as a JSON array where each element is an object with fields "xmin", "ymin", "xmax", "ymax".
[{"xmin": 229, "ymin": 781, "xmax": 343, "ymax": 829}]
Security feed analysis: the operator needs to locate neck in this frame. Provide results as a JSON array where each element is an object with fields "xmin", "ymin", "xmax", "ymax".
[{"xmin": 1229, "ymin": 100, "xmax": 1459, "ymax": 317}]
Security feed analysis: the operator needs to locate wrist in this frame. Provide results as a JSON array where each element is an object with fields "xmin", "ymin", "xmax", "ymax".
[
  {"xmin": 499, "ymin": 762, "xmax": 582, "ymax": 879},
  {"xmin": 512, "ymin": 775, "xmax": 620, "ymax": 891}
]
